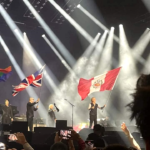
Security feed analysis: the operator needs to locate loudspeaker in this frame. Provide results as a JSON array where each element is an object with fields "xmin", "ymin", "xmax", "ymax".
[
  {"xmin": 56, "ymin": 120, "xmax": 67, "ymax": 129},
  {"xmin": 11, "ymin": 121, "xmax": 28, "ymax": 132},
  {"xmin": 0, "ymin": 124, "xmax": 11, "ymax": 131},
  {"xmin": 34, "ymin": 127, "xmax": 57, "ymax": 133}
]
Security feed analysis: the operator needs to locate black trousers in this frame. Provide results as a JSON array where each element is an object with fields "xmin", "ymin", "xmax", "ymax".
[
  {"xmin": 27, "ymin": 117, "xmax": 33, "ymax": 131},
  {"xmin": 2, "ymin": 116, "xmax": 11, "ymax": 124},
  {"xmin": 89, "ymin": 115, "xmax": 97, "ymax": 128}
]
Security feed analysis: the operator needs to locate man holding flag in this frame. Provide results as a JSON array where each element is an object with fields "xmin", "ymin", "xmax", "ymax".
[
  {"xmin": 88, "ymin": 97, "xmax": 106, "ymax": 128},
  {"xmin": 78, "ymin": 67, "xmax": 121, "ymax": 128},
  {"xmin": 26, "ymin": 97, "xmax": 40, "ymax": 131}
]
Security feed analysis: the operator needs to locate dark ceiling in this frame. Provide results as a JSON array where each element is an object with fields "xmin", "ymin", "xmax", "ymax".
[{"xmin": 0, "ymin": 0, "xmax": 149, "ymax": 81}]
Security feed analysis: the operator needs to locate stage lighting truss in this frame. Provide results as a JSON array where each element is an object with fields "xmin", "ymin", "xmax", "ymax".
[
  {"xmin": 0, "ymin": 0, "xmax": 13, "ymax": 10},
  {"xmin": 51, "ymin": 0, "xmax": 83, "ymax": 25},
  {"xmin": 24, "ymin": 0, "xmax": 48, "ymax": 19},
  {"xmin": 135, "ymin": 12, "xmax": 150, "ymax": 25}
]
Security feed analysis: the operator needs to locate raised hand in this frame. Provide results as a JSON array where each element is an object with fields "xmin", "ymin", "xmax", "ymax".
[
  {"xmin": 54, "ymin": 132, "xmax": 62, "ymax": 143},
  {"xmin": 121, "ymin": 122, "xmax": 129, "ymax": 135},
  {"xmin": 15, "ymin": 133, "xmax": 27, "ymax": 145},
  {"xmin": 36, "ymin": 98, "xmax": 40, "ymax": 103}
]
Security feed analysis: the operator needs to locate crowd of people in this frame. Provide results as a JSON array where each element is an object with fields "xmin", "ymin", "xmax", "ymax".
[{"xmin": 1, "ymin": 73, "xmax": 150, "ymax": 150}]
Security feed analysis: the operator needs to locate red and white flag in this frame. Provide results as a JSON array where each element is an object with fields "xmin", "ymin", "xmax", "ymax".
[{"xmin": 78, "ymin": 67, "xmax": 121, "ymax": 100}]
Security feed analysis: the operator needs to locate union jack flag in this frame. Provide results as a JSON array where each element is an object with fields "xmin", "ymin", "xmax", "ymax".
[
  {"xmin": 12, "ymin": 65, "xmax": 45, "ymax": 96},
  {"xmin": 30, "ymin": 66, "xmax": 44, "ymax": 88}
]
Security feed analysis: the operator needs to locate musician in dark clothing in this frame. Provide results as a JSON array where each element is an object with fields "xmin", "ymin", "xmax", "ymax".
[
  {"xmin": 88, "ymin": 97, "xmax": 106, "ymax": 128},
  {"xmin": 26, "ymin": 98, "xmax": 40, "ymax": 131},
  {"xmin": 48, "ymin": 104, "xmax": 59, "ymax": 127},
  {"xmin": 1, "ymin": 99, "xmax": 13, "ymax": 124}
]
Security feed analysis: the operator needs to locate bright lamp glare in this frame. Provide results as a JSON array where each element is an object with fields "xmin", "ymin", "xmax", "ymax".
[
  {"xmin": 42, "ymin": 34, "xmax": 45, "ymax": 37},
  {"xmin": 77, "ymin": 4, "xmax": 81, "ymax": 8}
]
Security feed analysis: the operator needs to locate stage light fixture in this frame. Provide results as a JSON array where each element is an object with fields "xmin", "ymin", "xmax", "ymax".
[
  {"xmin": 24, "ymin": 0, "xmax": 48, "ymax": 19},
  {"xmin": 0, "ymin": 0, "xmax": 13, "ymax": 10},
  {"xmin": 42, "ymin": 34, "xmax": 45, "ymax": 37},
  {"xmin": 77, "ymin": 4, "xmax": 81, "ymax": 8},
  {"xmin": 51, "ymin": 1, "xmax": 83, "ymax": 25}
]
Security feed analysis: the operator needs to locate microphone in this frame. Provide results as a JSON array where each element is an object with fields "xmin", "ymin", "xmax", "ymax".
[{"xmin": 54, "ymin": 103, "xmax": 59, "ymax": 112}]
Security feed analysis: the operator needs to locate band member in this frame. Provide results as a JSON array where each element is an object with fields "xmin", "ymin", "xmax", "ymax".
[
  {"xmin": 1, "ymin": 99, "xmax": 13, "ymax": 124},
  {"xmin": 26, "ymin": 98, "xmax": 40, "ymax": 131},
  {"xmin": 48, "ymin": 104, "xmax": 58, "ymax": 127},
  {"xmin": 88, "ymin": 97, "xmax": 106, "ymax": 128}
]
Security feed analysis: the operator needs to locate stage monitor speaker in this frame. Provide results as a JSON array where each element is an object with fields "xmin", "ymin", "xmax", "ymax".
[
  {"xmin": 56, "ymin": 120, "xmax": 67, "ymax": 129},
  {"xmin": 0, "ymin": 124, "xmax": 11, "ymax": 131},
  {"xmin": 34, "ymin": 127, "xmax": 57, "ymax": 133},
  {"xmin": 11, "ymin": 121, "xmax": 28, "ymax": 132}
]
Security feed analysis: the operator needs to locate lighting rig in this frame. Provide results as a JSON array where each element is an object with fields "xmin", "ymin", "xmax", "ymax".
[
  {"xmin": 0, "ymin": 0, "xmax": 13, "ymax": 10},
  {"xmin": 51, "ymin": 0, "xmax": 83, "ymax": 25},
  {"xmin": 24, "ymin": 0, "xmax": 48, "ymax": 18}
]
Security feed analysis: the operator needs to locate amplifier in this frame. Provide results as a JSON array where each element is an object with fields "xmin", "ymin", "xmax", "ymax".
[{"xmin": 34, "ymin": 118, "xmax": 46, "ymax": 124}]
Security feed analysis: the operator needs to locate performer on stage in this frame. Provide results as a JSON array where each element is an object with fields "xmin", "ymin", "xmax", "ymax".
[
  {"xmin": 1, "ymin": 99, "xmax": 13, "ymax": 124},
  {"xmin": 26, "ymin": 98, "xmax": 40, "ymax": 131},
  {"xmin": 48, "ymin": 104, "xmax": 59, "ymax": 127},
  {"xmin": 88, "ymin": 97, "xmax": 106, "ymax": 128}
]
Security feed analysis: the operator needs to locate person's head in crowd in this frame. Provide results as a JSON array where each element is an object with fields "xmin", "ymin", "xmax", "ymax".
[
  {"xmin": 104, "ymin": 144, "xmax": 134, "ymax": 150},
  {"xmin": 87, "ymin": 124, "xmax": 105, "ymax": 148},
  {"xmin": 50, "ymin": 142, "xmax": 67, "ymax": 150},
  {"xmin": 93, "ymin": 124, "xmax": 105, "ymax": 136},
  {"xmin": 5, "ymin": 99, "xmax": 9, "ymax": 107},
  {"xmin": 127, "ymin": 74, "xmax": 150, "ymax": 149}
]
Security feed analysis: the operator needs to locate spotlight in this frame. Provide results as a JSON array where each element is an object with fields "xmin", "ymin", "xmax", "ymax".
[
  {"xmin": 42, "ymin": 34, "xmax": 45, "ymax": 37},
  {"xmin": 0, "ymin": 0, "xmax": 13, "ymax": 10},
  {"xmin": 23, "ymin": 32, "xmax": 26, "ymax": 35},
  {"xmin": 119, "ymin": 24, "xmax": 123, "ymax": 27},
  {"xmin": 111, "ymin": 27, "xmax": 115, "ymax": 30},
  {"xmin": 14, "ymin": 29, "xmax": 18, "ymax": 32},
  {"xmin": 77, "ymin": 4, "xmax": 81, "ymax": 8},
  {"xmin": 98, "ymin": 32, "xmax": 100, "ymax": 35}
]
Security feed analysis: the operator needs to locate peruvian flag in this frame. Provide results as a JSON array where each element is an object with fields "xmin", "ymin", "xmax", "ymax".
[{"xmin": 78, "ymin": 67, "xmax": 121, "ymax": 100}]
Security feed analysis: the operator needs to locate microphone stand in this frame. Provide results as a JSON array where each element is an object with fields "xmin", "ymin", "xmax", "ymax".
[{"xmin": 64, "ymin": 99, "xmax": 75, "ymax": 128}]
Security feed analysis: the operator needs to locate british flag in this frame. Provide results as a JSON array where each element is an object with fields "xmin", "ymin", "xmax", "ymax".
[
  {"xmin": 30, "ymin": 66, "xmax": 44, "ymax": 88},
  {"xmin": 12, "ymin": 65, "xmax": 45, "ymax": 96}
]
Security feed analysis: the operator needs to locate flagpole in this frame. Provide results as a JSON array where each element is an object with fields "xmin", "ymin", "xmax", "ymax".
[
  {"xmin": 103, "ymin": 67, "xmax": 122, "ymax": 111},
  {"xmin": 38, "ymin": 64, "xmax": 46, "ymax": 100}
]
